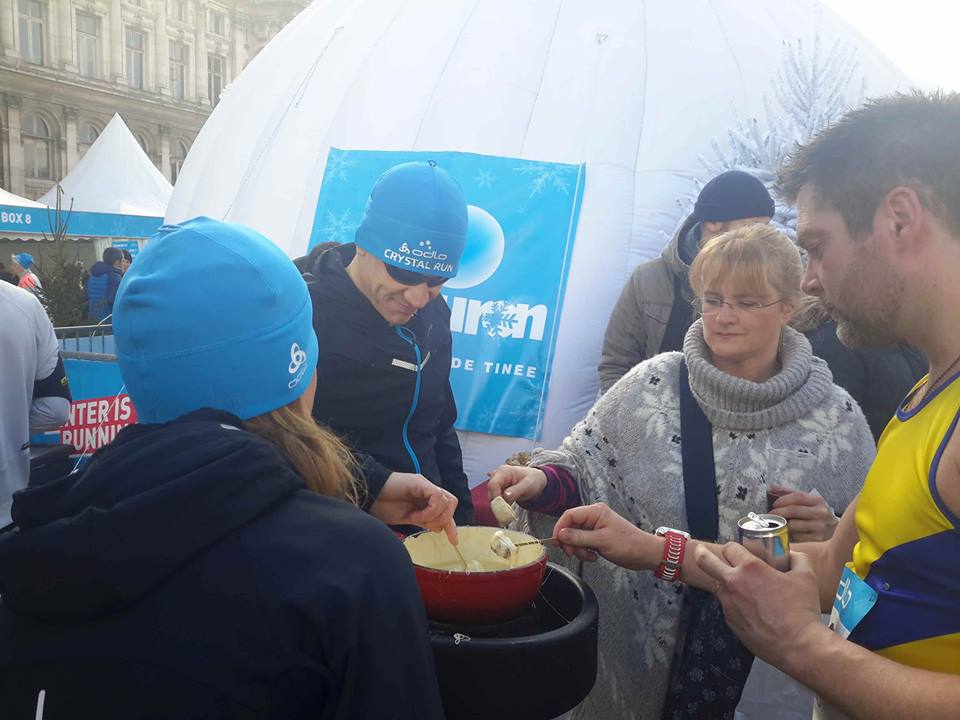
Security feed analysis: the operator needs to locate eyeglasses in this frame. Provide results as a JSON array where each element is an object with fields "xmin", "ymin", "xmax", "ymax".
[
  {"xmin": 699, "ymin": 297, "xmax": 784, "ymax": 315},
  {"xmin": 384, "ymin": 262, "xmax": 448, "ymax": 288}
]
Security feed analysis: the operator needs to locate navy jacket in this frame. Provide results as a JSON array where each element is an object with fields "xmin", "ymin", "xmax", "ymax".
[
  {"xmin": 805, "ymin": 320, "xmax": 927, "ymax": 441},
  {"xmin": 307, "ymin": 245, "xmax": 473, "ymax": 525},
  {"xmin": 85, "ymin": 261, "xmax": 123, "ymax": 322},
  {"xmin": 0, "ymin": 410, "xmax": 444, "ymax": 719}
]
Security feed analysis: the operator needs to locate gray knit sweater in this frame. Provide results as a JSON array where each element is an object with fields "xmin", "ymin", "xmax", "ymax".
[{"xmin": 524, "ymin": 321, "xmax": 875, "ymax": 720}]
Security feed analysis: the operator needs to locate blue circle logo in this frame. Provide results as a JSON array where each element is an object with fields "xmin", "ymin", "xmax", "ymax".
[{"xmin": 446, "ymin": 205, "xmax": 505, "ymax": 290}]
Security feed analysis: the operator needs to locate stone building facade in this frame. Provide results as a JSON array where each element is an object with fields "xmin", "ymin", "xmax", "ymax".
[{"xmin": 0, "ymin": 0, "xmax": 309, "ymax": 199}]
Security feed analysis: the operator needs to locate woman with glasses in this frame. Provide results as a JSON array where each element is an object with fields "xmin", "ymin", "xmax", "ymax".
[{"xmin": 488, "ymin": 224, "xmax": 875, "ymax": 720}]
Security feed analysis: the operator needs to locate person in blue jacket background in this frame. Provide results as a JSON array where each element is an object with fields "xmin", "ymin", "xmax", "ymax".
[
  {"xmin": 306, "ymin": 161, "xmax": 474, "ymax": 526},
  {"xmin": 0, "ymin": 217, "xmax": 448, "ymax": 719},
  {"xmin": 85, "ymin": 246, "xmax": 124, "ymax": 322}
]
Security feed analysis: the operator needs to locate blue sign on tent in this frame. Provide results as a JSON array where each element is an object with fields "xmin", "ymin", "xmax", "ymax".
[
  {"xmin": 111, "ymin": 239, "xmax": 141, "ymax": 258},
  {"xmin": 311, "ymin": 148, "xmax": 585, "ymax": 440},
  {"xmin": 0, "ymin": 204, "xmax": 162, "ymax": 238}
]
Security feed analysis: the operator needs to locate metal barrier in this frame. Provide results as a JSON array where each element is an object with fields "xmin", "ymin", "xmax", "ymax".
[{"xmin": 55, "ymin": 324, "xmax": 116, "ymax": 360}]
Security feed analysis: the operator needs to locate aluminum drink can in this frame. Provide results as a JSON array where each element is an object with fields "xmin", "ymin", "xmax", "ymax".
[{"xmin": 737, "ymin": 514, "xmax": 790, "ymax": 571}]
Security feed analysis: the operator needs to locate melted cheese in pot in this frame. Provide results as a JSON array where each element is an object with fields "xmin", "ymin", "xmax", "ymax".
[{"xmin": 404, "ymin": 526, "xmax": 542, "ymax": 573}]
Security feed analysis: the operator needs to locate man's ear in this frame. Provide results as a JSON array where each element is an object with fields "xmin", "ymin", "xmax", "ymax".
[
  {"xmin": 882, "ymin": 186, "xmax": 924, "ymax": 253},
  {"xmin": 702, "ymin": 220, "xmax": 730, "ymax": 241}
]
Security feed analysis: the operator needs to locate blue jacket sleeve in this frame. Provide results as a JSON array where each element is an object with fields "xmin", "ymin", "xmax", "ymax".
[{"xmin": 105, "ymin": 270, "xmax": 122, "ymax": 308}]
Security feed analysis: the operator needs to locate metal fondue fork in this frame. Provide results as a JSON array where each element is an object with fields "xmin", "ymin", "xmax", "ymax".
[
  {"xmin": 453, "ymin": 544, "xmax": 470, "ymax": 571},
  {"xmin": 514, "ymin": 537, "xmax": 560, "ymax": 548},
  {"xmin": 490, "ymin": 536, "xmax": 559, "ymax": 559}
]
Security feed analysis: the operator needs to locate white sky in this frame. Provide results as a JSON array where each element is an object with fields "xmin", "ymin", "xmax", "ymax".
[{"xmin": 821, "ymin": 0, "xmax": 960, "ymax": 91}]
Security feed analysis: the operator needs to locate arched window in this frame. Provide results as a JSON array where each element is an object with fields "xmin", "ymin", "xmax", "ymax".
[
  {"xmin": 22, "ymin": 113, "xmax": 52, "ymax": 179},
  {"xmin": 79, "ymin": 122, "xmax": 100, "ymax": 145},
  {"xmin": 77, "ymin": 122, "xmax": 100, "ymax": 160},
  {"xmin": 170, "ymin": 138, "xmax": 189, "ymax": 183},
  {"xmin": 134, "ymin": 132, "xmax": 149, "ymax": 154}
]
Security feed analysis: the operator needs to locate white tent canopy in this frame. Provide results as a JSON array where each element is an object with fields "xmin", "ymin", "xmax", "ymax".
[
  {"xmin": 167, "ymin": 0, "xmax": 911, "ymax": 486},
  {"xmin": 0, "ymin": 187, "xmax": 44, "ymax": 208},
  {"xmin": 40, "ymin": 114, "xmax": 172, "ymax": 217}
]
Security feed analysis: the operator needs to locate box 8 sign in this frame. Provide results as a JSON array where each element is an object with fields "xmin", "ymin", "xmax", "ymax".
[{"xmin": 0, "ymin": 210, "xmax": 32, "ymax": 225}]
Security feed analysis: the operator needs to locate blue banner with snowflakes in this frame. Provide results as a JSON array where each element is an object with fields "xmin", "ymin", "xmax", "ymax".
[{"xmin": 310, "ymin": 148, "xmax": 585, "ymax": 439}]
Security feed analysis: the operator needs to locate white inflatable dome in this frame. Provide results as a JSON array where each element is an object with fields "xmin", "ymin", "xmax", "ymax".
[{"xmin": 167, "ymin": 0, "xmax": 911, "ymax": 485}]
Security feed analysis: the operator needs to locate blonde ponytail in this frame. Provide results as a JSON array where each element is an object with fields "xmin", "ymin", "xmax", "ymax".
[{"xmin": 246, "ymin": 405, "xmax": 363, "ymax": 506}]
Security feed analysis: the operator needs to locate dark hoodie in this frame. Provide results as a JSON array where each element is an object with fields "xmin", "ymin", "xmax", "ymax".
[
  {"xmin": 0, "ymin": 410, "xmax": 444, "ymax": 720},
  {"xmin": 85, "ymin": 261, "xmax": 123, "ymax": 322},
  {"xmin": 306, "ymin": 244, "xmax": 473, "ymax": 525}
]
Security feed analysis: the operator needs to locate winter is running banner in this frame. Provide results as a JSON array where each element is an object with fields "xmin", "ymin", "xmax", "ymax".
[
  {"xmin": 310, "ymin": 148, "xmax": 585, "ymax": 440},
  {"xmin": 32, "ymin": 358, "xmax": 134, "ymax": 455}
]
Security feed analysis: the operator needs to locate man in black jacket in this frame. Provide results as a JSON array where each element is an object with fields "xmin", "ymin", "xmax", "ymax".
[{"xmin": 308, "ymin": 161, "xmax": 474, "ymax": 524}]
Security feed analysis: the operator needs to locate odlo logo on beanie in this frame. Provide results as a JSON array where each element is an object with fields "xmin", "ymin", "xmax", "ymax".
[
  {"xmin": 402, "ymin": 240, "xmax": 447, "ymax": 260},
  {"xmin": 387, "ymin": 240, "xmax": 452, "ymax": 273},
  {"xmin": 288, "ymin": 342, "xmax": 308, "ymax": 389}
]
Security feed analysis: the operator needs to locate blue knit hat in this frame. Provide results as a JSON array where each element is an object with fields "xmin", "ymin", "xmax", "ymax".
[
  {"xmin": 692, "ymin": 170, "xmax": 775, "ymax": 222},
  {"xmin": 355, "ymin": 161, "xmax": 468, "ymax": 279},
  {"xmin": 13, "ymin": 252, "xmax": 33, "ymax": 270},
  {"xmin": 113, "ymin": 217, "xmax": 318, "ymax": 424}
]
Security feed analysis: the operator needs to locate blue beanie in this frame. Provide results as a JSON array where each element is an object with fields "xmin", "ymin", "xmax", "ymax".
[
  {"xmin": 113, "ymin": 217, "xmax": 318, "ymax": 424},
  {"xmin": 14, "ymin": 252, "xmax": 34, "ymax": 269},
  {"xmin": 355, "ymin": 161, "xmax": 468, "ymax": 279},
  {"xmin": 692, "ymin": 170, "xmax": 775, "ymax": 222}
]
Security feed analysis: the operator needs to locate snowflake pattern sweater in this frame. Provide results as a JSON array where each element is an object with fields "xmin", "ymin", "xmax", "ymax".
[{"xmin": 524, "ymin": 320, "xmax": 875, "ymax": 720}]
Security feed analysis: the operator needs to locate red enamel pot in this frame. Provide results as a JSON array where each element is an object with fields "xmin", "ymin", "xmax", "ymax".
[{"xmin": 403, "ymin": 526, "xmax": 548, "ymax": 625}]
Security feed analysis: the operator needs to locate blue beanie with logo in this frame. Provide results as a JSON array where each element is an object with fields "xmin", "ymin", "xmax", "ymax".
[
  {"xmin": 113, "ymin": 217, "xmax": 318, "ymax": 424},
  {"xmin": 355, "ymin": 161, "xmax": 468, "ymax": 279}
]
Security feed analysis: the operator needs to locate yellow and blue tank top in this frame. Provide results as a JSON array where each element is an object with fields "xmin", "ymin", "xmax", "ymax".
[{"xmin": 848, "ymin": 372, "xmax": 960, "ymax": 674}]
